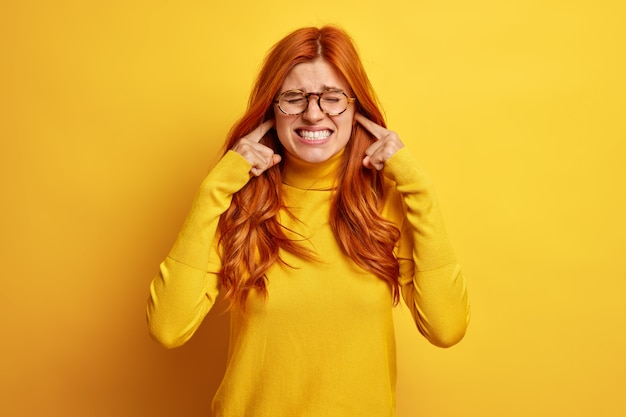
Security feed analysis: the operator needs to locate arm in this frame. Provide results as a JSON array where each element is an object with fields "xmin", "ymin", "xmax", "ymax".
[
  {"xmin": 147, "ymin": 121, "xmax": 279, "ymax": 348},
  {"xmin": 355, "ymin": 113, "xmax": 469, "ymax": 348},
  {"xmin": 146, "ymin": 151, "xmax": 252, "ymax": 348},
  {"xmin": 386, "ymin": 148, "xmax": 470, "ymax": 348}
]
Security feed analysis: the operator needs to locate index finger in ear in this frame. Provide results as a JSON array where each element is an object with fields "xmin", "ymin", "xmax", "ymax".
[
  {"xmin": 355, "ymin": 113, "xmax": 387, "ymax": 141},
  {"xmin": 248, "ymin": 119, "xmax": 275, "ymax": 143}
]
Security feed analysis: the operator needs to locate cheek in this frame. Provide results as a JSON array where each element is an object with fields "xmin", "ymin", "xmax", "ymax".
[
  {"xmin": 275, "ymin": 119, "xmax": 299, "ymax": 153},
  {"xmin": 337, "ymin": 114, "xmax": 355, "ymax": 143},
  {"xmin": 274, "ymin": 117, "xmax": 290, "ymax": 142}
]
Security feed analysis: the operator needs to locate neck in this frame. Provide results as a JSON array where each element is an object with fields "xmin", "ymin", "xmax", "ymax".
[{"xmin": 281, "ymin": 150, "xmax": 344, "ymax": 190}]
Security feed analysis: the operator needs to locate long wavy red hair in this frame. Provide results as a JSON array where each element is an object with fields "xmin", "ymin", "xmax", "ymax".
[{"xmin": 217, "ymin": 26, "xmax": 401, "ymax": 308}]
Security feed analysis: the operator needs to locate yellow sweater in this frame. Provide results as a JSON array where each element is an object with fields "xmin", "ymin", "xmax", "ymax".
[{"xmin": 147, "ymin": 147, "xmax": 470, "ymax": 417}]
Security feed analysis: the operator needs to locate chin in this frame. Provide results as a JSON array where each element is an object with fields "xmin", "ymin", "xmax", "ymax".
[{"xmin": 291, "ymin": 149, "xmax": 338, "ymax": 164}]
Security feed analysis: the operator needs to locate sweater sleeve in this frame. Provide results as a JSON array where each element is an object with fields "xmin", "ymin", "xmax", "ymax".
[
  {"xmin": 146, "ymin": 151, "xmax": 252, "ymax": 348},
  {"xmin": 384, "ymin": 147, "xmax": 470, "ymax": 348}
]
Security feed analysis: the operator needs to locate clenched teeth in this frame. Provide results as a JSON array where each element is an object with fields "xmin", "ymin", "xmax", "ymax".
[{"xmin": 298, "ymin": 129, "xmax": 332, "ymax": 140}]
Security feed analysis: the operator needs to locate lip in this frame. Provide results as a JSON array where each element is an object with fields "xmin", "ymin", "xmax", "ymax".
[{"xmin": 294, "ymin": 127, "xmax": 334, "ymax": 145}]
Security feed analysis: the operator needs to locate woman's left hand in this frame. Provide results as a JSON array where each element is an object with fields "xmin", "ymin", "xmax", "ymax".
[{"xmin": 355, "ymin": 113, "xmax": 405, "ymax": 170}]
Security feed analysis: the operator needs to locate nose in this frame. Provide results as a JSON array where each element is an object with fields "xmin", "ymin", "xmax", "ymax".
[{"xmin": 302, "ymin": 95, "xmax": 325, "ymax": 123}]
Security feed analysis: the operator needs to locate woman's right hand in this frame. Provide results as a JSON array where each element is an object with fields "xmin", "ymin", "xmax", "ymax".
[{"xmin": 231, "ymin": 120, "xmax": 281, "ymax": 176}]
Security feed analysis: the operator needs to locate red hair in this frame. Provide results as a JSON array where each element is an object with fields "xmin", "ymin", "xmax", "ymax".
[{"xmin": 218, "ymin": 26, "xmax": 400, "ymax": 308}]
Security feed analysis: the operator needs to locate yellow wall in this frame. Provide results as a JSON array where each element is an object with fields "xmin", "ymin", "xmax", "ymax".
[{"xmin": 1, "ymin": 1, "xmax": 624, "ymax": 416}]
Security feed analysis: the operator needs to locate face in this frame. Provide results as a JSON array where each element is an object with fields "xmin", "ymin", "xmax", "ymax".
[{"xmin": 274, "ymin": 59, "xmax": 355, "ymax": 164}]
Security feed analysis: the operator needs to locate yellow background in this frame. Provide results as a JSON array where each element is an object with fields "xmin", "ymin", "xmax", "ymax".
[{"xmin": 1, "ymin": 0, "xmax": 624, "ymax": 416}]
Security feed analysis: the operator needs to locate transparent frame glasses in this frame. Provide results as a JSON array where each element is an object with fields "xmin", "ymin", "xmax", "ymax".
[{"xmin": 274, "ymin": 89, "xmax": 356, "ymax": 116}]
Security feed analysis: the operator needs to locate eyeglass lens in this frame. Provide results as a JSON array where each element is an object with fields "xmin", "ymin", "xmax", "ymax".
[{"xmin": 278, "ymin": 90, "xmax": 349, "ymax": 115}]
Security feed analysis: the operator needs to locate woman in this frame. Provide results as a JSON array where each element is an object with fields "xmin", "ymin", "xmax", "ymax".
[{"xmin": 147, "ymin": 26, "xmax": 470, "ymax": 417}]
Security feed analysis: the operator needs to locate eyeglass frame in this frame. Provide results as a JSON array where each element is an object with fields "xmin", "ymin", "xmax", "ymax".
[{"xmin": 273, "ymin": 89, "xmax": 356, "ymax": 116}]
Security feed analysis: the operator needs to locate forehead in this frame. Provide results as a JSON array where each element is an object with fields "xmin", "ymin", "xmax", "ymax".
[{"xmin": 280, "ymin": 59, "xmax": 350, "ymax": 92}]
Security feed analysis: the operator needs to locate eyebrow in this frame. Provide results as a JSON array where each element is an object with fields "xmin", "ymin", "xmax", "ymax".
[{"xmin": 283, "ymin": 85, "xmax": 346, "ymax": 93}]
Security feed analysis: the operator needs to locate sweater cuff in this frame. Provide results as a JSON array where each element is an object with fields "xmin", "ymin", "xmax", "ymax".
[
  {"xmin": 205, "ymin": 150, "xmax": 253, "ymax": 190},
  {"xmin": 383, "ymin": 147, "xmax": 432, "ymax": 187}
]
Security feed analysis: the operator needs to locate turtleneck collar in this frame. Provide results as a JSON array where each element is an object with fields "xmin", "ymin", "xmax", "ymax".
[{"xmin": 281, "ymin": 149, "xmax": 345, "ymax": 191}]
